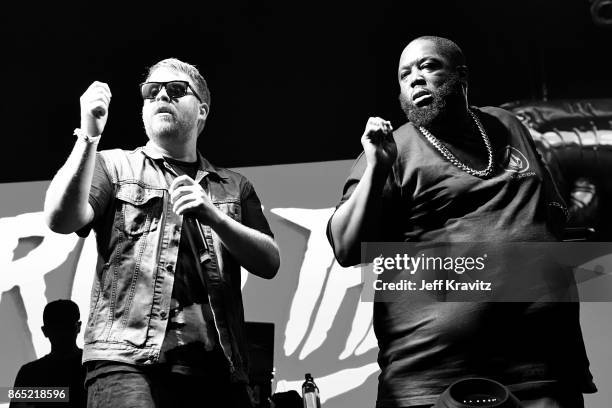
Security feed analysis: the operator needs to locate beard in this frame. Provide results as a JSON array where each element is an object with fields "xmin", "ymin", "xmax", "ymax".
[
  {"xmin": 143, "ymin": 113, "xmax": 192, "ymax": 144},
  {"xmin": 399, "ymin": 73, "xmax": 465, "ymax": 129}
]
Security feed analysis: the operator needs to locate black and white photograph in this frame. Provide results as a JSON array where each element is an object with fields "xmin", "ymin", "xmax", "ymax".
[{"xmin": 1, "ymin": 1, "xmax": 611, "ymax": 407}]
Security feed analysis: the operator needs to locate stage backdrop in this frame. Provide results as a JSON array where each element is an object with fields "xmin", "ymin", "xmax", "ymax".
[{"xmin": 1, "ymin": 160, "xmax": 611, "ymax": 407}]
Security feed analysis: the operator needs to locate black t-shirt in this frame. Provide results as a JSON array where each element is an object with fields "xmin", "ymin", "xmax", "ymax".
[
  {"xmin": 328, "ymin": 107, "xmax": 595, "ymax": 407},
  {"xmin": 160, "ymin": 158, "xmax": 219, "ymax": 374},
  {"xmin": 159, "ymin": 157, "xmax": 220, "ymax": 375},
  {"xmin": 12, "ymin": 349, "xmax": 86, "ymax": 408},
  {"xmin": 164, "ymin": 157, "xmax": 208, "ymax": 307}
]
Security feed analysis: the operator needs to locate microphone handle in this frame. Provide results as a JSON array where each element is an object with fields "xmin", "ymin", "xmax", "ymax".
[{"xmin": 184, "ymin": 216, "xmax": 210, "ymax": 255}]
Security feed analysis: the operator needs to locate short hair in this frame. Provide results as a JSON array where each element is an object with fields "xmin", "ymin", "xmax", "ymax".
[
  {"xmin": 413, "ymin": 36, "xmax": 466, "ymax": 68},
  {"xmin": 43, "ymin": 299, "xmax": 80, "ymax": 328},
  {"xmin": 146, "ymin": 58, "xmax": 211, "ymax": 109}
]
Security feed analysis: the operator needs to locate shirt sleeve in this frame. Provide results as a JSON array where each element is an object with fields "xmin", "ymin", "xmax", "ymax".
[
  {"xmin": 240, "ymin": 179, "xmax": 274, "ymax": 238},
  {"xmin": 335, "ymin": 152, "xmax": 368, "ymax": 208},
  {"xmin": 325, "ymin": 153, "xmax": 368, "ymax": 252},
  {"xmin": 76, "ymin": 153, "xmax": 114, "ymax": 238}
]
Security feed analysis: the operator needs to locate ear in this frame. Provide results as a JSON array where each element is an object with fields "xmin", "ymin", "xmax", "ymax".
[
  {"xmin": 196, "ymin": 103, "xmax": 209, "ymax": 135},
  {"xmin": 41, "ymin": 326, "xmax": 49, "ymax": 338},
  {"xmin": 76, "ymin": 321, "xmax": 82, "ymax": 335},
  {"xmin": 199, "ymin": 102, "xmax": 209, "ymax": 121},
  {"xmin": 456, "ymin": 64, "xmax": 469, "ymax": 88}
]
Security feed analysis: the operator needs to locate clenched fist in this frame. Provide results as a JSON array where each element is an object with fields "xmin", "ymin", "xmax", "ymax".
[
  {"xmin": 169, "ymin": 175, "xmax": 222, "ymax": 226},
  {"xmin": 80, "ymin": 81, "xmax": 111, "ymax": 137},
  {"xmin": 361, "ymin": 117, "xmax": 397, "ymax": 170}
]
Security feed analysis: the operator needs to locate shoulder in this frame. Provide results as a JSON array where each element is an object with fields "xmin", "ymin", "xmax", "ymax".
[
  {"xmin": 24, "ymin": 354, "xmax": 53, "ymax": 369},
  {"xmin": 97, "ymin": 147, "xmax": 145, "ymax": 163},
  {"xmin": 392, "ymin": 121, "xmax": 426, "ymax": 155},
  {"xmin": 476, "ymin": 106, "xmax": 535, "ymax": 145},
  {"xmin": 95, "ymin": 147, "xmax": 151, "ymax": 181},
  {"xmin": 203, "ymin": 161, "xmax": 257, "ymax": 200},
  {"xmin": 14, "ymin": 355, "xmax": 52, "ymax": 384},
  {"xmin": 96, "ymin": 147, "xmax": 144, "ymax": 168},
  {"xmin": 208, "ymin": 162, "xmax": 251, "ymax": 186},
  {"xmin": 214, "ymin": 166, "xmax": 249, "ymax": 184},
  {"xmin": 477, "ymin": 106, "xmax": 524, "ymax": 129},
  {"xmin": 392, "ymin": 121, "xmax": 430, "ymax": 165},
  {"xmin": 393, "ymin": 121, "xmax": 421, "ymax": 142},
  {"xmin": 17, "ymin": 359, "xmax": 38, "ymax": 375}
]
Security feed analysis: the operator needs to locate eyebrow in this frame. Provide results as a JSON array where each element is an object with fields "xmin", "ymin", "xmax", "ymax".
[{"xmin": 398, "ymin": 56, "xmax": 442, "ymax": 73}]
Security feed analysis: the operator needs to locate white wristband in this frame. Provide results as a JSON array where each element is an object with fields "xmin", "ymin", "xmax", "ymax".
[{"xmin": 73, "ymin": 128, "xmax": 101, "ymax": 144}]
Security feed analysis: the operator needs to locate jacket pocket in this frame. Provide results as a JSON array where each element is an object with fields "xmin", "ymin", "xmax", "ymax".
[
  {"xmin": 215, "ymin": 199, "xmax": 242, "ymax": 222},
  {"xmin": 114, "ymin": 183, "xmax": 164, "ymax": 238}
]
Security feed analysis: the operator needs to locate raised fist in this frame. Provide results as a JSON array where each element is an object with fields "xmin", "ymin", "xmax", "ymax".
[
  {"xmin": 361, "ymin": 117, "xmax": 397, "ymax": 170},
  {"xmin": 80, "ymin": 81, "xmax": 111, "ymax": 137}
]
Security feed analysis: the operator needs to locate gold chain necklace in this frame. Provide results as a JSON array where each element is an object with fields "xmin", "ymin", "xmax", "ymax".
[{"xmin": 418, "ymin": 109, "xmax": 494, "ymax": 178}]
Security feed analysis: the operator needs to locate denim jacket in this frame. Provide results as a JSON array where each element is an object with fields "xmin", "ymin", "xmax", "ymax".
[{"xmin": 79, "ymin": 142, "xmax": 272, "ymax": 383}]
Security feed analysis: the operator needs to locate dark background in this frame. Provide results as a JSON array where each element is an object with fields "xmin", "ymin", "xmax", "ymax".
[{"xmin": 2, "ymin": 0, "xmax": 612, "ymax": 183}]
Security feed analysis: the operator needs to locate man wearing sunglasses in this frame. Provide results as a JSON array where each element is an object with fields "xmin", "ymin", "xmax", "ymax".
[{"xmin": 43, "ymin": 58, "xmax": 280, "ymax": 407}]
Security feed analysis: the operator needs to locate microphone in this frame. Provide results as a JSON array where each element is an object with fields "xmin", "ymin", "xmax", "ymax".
[{"xmin": 183, "ymin": 216, "xmax": 211, "ymax": 263}]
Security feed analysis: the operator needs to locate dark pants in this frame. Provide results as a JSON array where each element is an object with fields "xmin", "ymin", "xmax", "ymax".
[{"xmin": 86, "ymin": 369, "xmax": 252, "ymax": 408}]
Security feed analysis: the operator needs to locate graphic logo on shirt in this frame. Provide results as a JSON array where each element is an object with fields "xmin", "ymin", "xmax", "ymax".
[{"xmin": 502, "ymin": 146, "xmax": 530, "ymax": 173}]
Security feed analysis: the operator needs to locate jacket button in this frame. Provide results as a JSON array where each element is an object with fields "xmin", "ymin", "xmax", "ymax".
[
  {"xmin": 160, "ymin": 310, "xmax": 167, "ymax": 319},
  {"xmin": 166, "ymin": 264, "xmax": 174, "ymax": 273}
]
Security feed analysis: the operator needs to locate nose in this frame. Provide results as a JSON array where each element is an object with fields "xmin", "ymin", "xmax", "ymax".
[
  {"xmin": 155, "ymin": 85, "xmax": 171, "ymax": 102},
  {"xmin": 409, "ymin": 70, "xmax": 426, "ymax": 89}
]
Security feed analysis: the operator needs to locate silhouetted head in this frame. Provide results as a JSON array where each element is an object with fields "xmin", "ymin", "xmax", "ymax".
[{"xmin": 41, "ymin": 299, "xmax": 81, "ymax": 351}]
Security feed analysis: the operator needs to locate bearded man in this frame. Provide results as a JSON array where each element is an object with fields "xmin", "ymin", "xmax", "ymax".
[
  {"xmin": 326, "ymin": 36, "xmax": 596, "ymax": 408},
  {"xmin": 44, "ymin": 58, "xmax": 280, "ymax": 407}
]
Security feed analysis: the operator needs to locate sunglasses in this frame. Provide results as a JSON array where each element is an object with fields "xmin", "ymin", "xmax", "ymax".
[{"xmin": 140, "ymin": 80, "xmax": 202, "ymax": 102}]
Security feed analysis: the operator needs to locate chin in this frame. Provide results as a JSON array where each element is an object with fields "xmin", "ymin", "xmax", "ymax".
[
  {"xmin": 409, "ymin": 106, "xmax": 443, "ymax": 128},
  {"xmin": 400, "ymin": 93, "xmax": 440, "ymax": 128},
  {"xmin": 151, "ymin": 122, "xmax": 179, "ymax": 138}
]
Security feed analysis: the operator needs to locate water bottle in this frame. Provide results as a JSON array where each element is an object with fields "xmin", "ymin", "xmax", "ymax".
[{"xmin": 301, "ymin": 373, "xmax": 321, "ymax": 408}]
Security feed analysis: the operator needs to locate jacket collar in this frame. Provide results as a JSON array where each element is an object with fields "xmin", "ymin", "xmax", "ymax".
[{"xmin": 142, "ymin": 141, "xmax": 227, "ymax": 180}]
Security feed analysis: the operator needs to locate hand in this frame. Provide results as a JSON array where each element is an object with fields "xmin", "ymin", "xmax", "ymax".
[
  {"xmin": 169, "ymin": 175, "xmax": 222, "ymax": 226},
  {"xmin": 361, "ymin": 117, "xmax": 397, "ymax": 170},
  {"xmin": 80, "ymin": 81, "xmax": 111, "ymax": 137}
]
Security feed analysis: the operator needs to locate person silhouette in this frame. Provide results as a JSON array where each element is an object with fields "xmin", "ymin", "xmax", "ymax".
[{"xmin": 11, "ymin": 299, "xmax": 86, "ymax": 408}]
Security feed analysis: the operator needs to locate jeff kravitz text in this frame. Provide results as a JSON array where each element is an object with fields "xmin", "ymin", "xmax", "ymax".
[{"xmin": 370, "ymin": 253, "xmax": 493, "ymax": 293}]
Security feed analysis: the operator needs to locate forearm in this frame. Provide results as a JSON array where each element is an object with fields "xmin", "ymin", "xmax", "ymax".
[
  {"xmin": 329, "ymin": 164, "xmax": 389, "ymax": 266},
  {"xmin": 211, "ymin": 212, "xmax": 280, "ymax": 279},
  {"xmin": 44, "ymin": 138, "xmax": 97, "ymax": 233}
]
